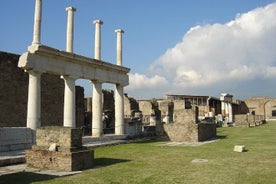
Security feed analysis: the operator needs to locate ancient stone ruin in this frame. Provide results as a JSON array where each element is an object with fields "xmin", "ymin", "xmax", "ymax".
[{"xmin": 25, "ymin": 126, "xmax": 93, "ymax": 171}]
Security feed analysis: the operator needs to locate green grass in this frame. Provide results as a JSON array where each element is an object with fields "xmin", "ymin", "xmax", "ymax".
[{"xmin": 1, "ymin": 122, "xmax": 276, "ymax": 184}]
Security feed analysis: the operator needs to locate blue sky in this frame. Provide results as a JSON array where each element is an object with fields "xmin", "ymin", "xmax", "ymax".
[{"xmin": 1, "ymin": 0, "xmax": 276, "ymax": 100}]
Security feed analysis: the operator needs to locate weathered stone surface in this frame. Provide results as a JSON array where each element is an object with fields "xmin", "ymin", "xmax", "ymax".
[
  {"xmin": 0, "ymin": 127, "xmax": 34, "ymax": 152},
  {"xmin": 35, "ymin": 126, "xmax": 82, "ymax": 151},
  {"xmin": 26, "ymin": 126, "xmax": 94, "ymax": 171},
  {"xmin": 163, "ymin": 106, "xmax": 216, "ymax": 142},
  {"xmin": 25, "ymin": 149, "xmax": 94, "ymax": 171},
  {"xmin": 234, "ymin": 145, "xmax": 246, "ymax": 152}
]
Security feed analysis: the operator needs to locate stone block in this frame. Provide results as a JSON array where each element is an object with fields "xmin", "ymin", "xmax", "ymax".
[
  {"xmin": 36, "ymin": 126, "xmax": 82, "ymax": 151},
  {"xmin": 234, "ymin": 145, "xmax": 246, "ymax": 152},
  {"xmin": 25, "ymin": 149, "xmax": 94, "ymax": 171}
]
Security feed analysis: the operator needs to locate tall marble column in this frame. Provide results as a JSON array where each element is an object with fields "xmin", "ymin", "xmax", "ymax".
[
  {"xmin": 221, "ymin": 101, "xmax": 226, "ymax": 116},
  {"xmin": 65, "ymin": 6, "xmax": 76, "ymax": 52},
  {"xmin": 115, "ymin": 84, "xmax": 124, "ymax": 135},
  {"xmin": 27, "ymin": 70, "xmax": 41, "ymax": 130},
  {"xmin": 93, "ymin": 20, "xmax": 103, "ymax": 60},
  {"xmin": 32, "ymin": 0, "xmax": 42, "ymax": 45},
  {"xmin": 62, "ymin": 76, "xmax": 76, "ymax": 127},
  {"xmin": 92, "ymin": 80, "xmax": 103, "ymax": 137},
  {"xmin": 92, "ymin": 20, "xmax": 103, "ymax": 136},
  {"xmin": 62, "ymin": 6, "xmax": 77, "ymax": 128},
  {"xmin": 228, "ymin": 103, "xmax": 233, "ymax": 122},
  {"xmin": 115, "ymin": 29, "xmax": 124, "ymax": 66}
]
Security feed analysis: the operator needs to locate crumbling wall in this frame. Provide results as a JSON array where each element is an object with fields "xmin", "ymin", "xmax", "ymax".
[
  {"xmin": 124, "ymin": 94, "xmax": 139, "ymax": 117},
  {"xmin": 234, "ymin": 114, "xmax": 265, "ymax": 127},
  {"xmin": 164, "ymin": 106, "xmax": 216, "ymax": 142}
]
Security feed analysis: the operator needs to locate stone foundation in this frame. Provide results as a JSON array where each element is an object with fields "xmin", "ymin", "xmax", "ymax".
[
  {"xmin": 25, "ymin": 126, "xmax": 94, "ymax": 171},
  {"xmin": 25, "ymin": 148, "xmax": 93, "ymax": 171}
]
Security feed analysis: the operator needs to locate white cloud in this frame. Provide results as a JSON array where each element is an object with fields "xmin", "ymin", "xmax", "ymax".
[
  {"xmin": 145, "ymin": 3, "xmax": 276, "ymax": 98},
  {"xmin": 126, "ymin": 3, "xmax": 276, "ymax": 99},
  {"xmin": 125, "ymin": 73, "xmax": 168, "ymax": 91}
]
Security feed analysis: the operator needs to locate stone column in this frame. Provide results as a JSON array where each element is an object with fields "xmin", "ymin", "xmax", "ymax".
[
  {"xmin": 228, "ymin": 103, "xmax": 233, "ymax": 122},
  {"xmin": 115, "ymin": 29, "xmax": 124, "ymax": 66},
  {"xmin": 32, "ymin": 0, "xmax": 42, "ymax": 45},
  {"xmin": 93, "ymin": 20, "xmax": 103, "ymax": 60},
  {"xmin": 65, "ymin": 6, "xmax": 76, "ymax": 53},
  {"xmin": 115, "ymin": 84, "xmax": 124, "ymax": 135},
  {"xmin": 27, "ymin": 70, "xmax": 41, "ymax": 130},
  {"xmin": 92, "ymin": 80, "xmax": 103, "ymax": 137},
  {"xmin": 62, "ymin": 76, "xmax": 76, "ymax": 127},
  {"xmin": 221, "ymin": 101, "xmax": 225, "ymax": 116},
  {"xmin": 225, "ymin": 102, "xmax": 229, "ymax": 117}
]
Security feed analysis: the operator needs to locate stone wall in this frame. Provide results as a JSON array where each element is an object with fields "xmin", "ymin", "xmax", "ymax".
[
  {"xmin": 0, "ymin": 127, "xmax": 33, "ymax": 152},
  {"xmin": 124, "ymin": 94, "xmax": 139, "ymax": 117},
  {"xmin": 234, "ymin": 114, "xmax": 265, "ymax": 127},
  {"xmin": 163, "ymin": 106, "xmax": 216, "ymax": 142},
  {"xmin": 0, "ymin": 51, "xmax": 85, "ymax": 128}
]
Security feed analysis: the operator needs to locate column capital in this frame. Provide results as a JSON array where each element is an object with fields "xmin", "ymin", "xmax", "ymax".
[
  {"xmin": 115, "ymin": 29, "xmax": 124, "ymax": 33},
  {"xmin": 93, "ymin": 19, "xmax": 103, "ymax": 25},
  {"xmin": 65, "ymin": 6, "xmax": 76, "ymax": 12}
]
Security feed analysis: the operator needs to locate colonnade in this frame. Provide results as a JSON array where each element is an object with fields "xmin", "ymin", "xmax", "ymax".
[{"xmin": 24, "ymin": 0, "xmax": 128, "ymax": 137}]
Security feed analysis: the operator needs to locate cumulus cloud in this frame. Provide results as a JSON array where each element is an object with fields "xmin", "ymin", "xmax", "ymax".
[
  {"xmin": 126, "ymin": 3, "xmax": 276, "ymax": 99},
  {"xmin": 125, "ymin": 73, "xmax": 168, "ymax": 91}
]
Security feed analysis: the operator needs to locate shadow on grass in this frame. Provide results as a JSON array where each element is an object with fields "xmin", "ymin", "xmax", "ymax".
[
  {"xmin": 0, "ymin": 172, "xmax": 57, "ymax": 184},
  {"xmin": 94, "ymin": 157, "xmax": 131, "ymax": 167},
  {"xmin": 216, "ymin": 135, "xmax": 227, "ymax": 139}
]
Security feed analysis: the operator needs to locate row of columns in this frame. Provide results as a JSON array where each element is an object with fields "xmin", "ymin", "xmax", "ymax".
[{"xmin": 26, "ymin": 0, "xmax": 126, "ymax": 137}]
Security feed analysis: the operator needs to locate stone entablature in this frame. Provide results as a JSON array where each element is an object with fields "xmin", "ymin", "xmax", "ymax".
[{"xmin": 19, "ymin": 44, "xmax": 130, "ymax": 86}]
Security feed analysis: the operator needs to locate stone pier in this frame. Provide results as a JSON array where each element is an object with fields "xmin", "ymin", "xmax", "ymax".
[{"xmin": 25, "ymin": 126, "xmax": 94, "ymax": 171}]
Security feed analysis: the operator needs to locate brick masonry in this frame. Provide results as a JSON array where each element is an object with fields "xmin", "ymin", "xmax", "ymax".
[{"xmin": 25, "ymin": 126, "xmax": 94, "ymax": 171}]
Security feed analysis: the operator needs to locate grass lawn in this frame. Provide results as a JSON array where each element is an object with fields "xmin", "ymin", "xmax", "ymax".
[{"xmin": 1, "ymin": 122, "xmax": 276, "ymax": 184}]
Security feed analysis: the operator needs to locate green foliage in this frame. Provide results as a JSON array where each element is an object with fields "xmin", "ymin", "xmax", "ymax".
[{"xmin": 1, "ymin": 123, "xmax": 276, "ymax": 184}]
